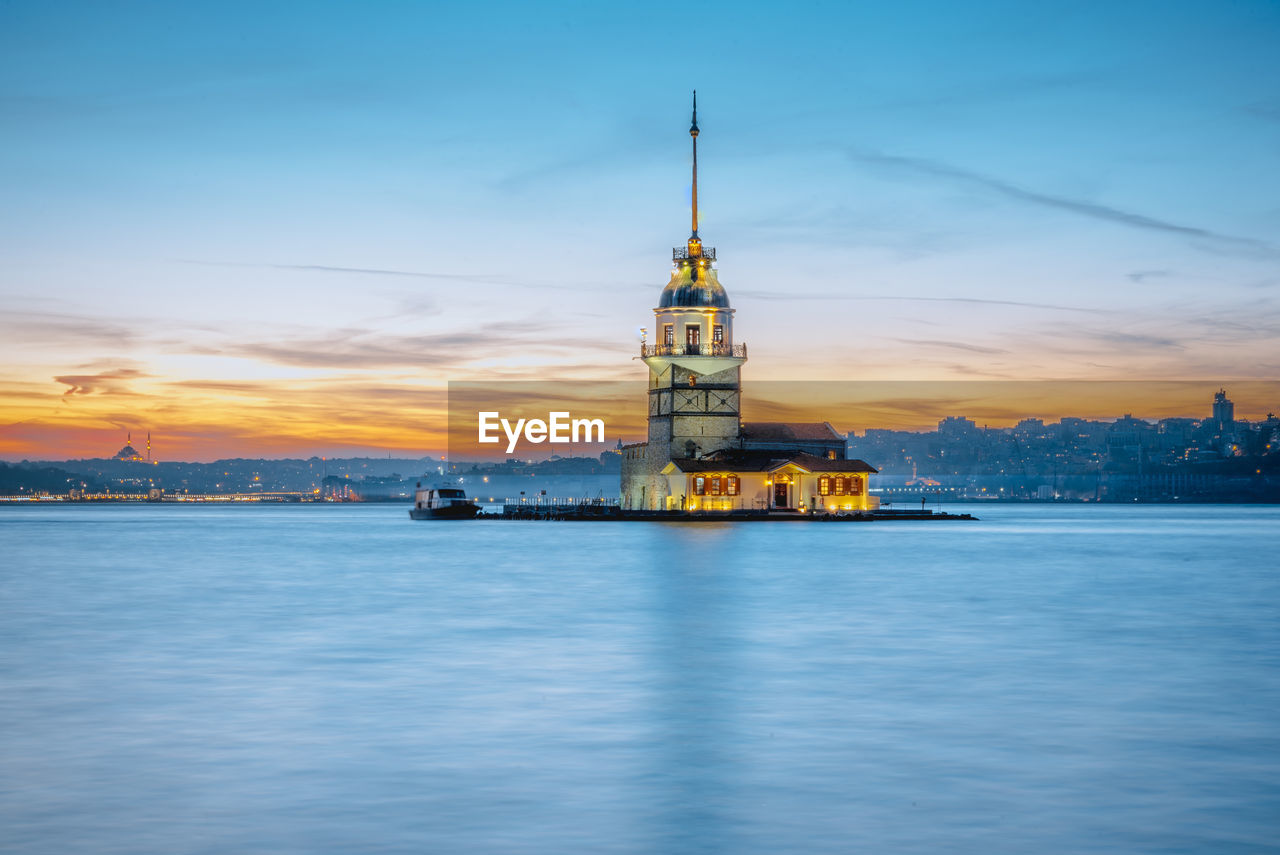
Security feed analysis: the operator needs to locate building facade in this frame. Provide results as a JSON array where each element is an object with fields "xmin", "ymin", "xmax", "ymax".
[{"xmin": 619, "ymin": 95, "xmax": 878, "ymax": 513}]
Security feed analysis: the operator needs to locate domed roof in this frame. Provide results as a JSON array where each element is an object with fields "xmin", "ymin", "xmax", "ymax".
[{"xmin": 658, "ymin": 264, "xmax": 730, "ymax": 309}]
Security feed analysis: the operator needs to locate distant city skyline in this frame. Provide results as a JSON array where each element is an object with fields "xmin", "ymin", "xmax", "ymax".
[
  {"xmin": 17, "ymin": 381, "xmax": 1280, "ymax": 465},
  {"xmin": 5, "ymin": 383, "xmax": 1274, "ymax": 504},
  {"xmin": 3, "ymin": 1, "xmax": 1278, "ymax": 461}
]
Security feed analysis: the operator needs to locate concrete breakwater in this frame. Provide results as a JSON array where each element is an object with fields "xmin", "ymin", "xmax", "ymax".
[{"xmin": 492, "ymin": 500, "xmax": 976, "ymax": 522}]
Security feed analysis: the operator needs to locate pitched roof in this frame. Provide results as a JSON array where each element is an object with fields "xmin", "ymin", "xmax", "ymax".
[
  {"xmin": 783, "ymin": 452, "xmax": 877, "ymax": 473},
  {"xmin": 740, "ymin": 421, "xmax": 844, "ymax": 442},
  {"xmin": 667, "ymin": 449, "xmax": 876, "ymax": 474}
]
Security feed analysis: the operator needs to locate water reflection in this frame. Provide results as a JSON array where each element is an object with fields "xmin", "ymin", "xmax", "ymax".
[
  {"xmin": 642, "ymin": 524, "xmax": 744, "ymax": 852},
  {"xmin": 1, "ymin": 505, "xmax": 1278, "ymax": 853}
]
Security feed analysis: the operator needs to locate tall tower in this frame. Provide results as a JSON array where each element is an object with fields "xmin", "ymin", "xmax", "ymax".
[
  {"xmin": 621, "ymin": 93, "xmax": 747, "ymax": 509},
  {"xmin": 1212, "ymin": 388, "xmax": 1234, "ymax": 432}
]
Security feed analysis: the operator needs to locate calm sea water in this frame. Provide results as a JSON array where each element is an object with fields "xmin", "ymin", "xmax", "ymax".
[{"xmin": 2, "ymin": 504, "xmax": 1278, "ymax": 854}]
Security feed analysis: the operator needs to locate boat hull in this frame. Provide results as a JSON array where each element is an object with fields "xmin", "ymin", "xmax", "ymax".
[{"xmin": 409, "ymin": 503, "xmax": 481, "ymax": 520}]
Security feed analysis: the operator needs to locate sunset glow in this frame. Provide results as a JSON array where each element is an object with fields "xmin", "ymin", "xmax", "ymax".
[{"xmin": 3, "ymin": 3, "xmax": 1277, "ymax": 461}]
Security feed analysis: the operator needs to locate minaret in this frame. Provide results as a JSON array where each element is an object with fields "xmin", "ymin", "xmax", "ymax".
[
  {"xmin": 147, "ymin": 432, "xmax": 152, "ymax": 463},
  {"xmin": 622, "ymin": 93, "xmax": 747, "ymax": 509}
]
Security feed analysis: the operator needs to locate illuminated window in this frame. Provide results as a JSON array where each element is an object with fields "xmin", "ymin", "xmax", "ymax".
[
  {"xmin": 816, "ymin": 476, "xmax": 866, "ymax": 496},
  {"xmin": 685, "ymin": 324, "xmax": 700, "ymax": 346},
  {"xmin": 697, "ymin": 474, "xmax": 741, "ymax": 496},
  {"xmin": 663, "ymin": 324, "xmax": 674, "ymax": 346},
  {"xmin": 713, "ymin": 324, "xmax": 723, "ymax": 343}
]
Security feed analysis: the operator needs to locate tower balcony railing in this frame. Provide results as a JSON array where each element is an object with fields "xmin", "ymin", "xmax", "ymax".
[
  {"xmin": 673, "ymin": 246, "xmax": 716, "ymax": 261},
  {"xmin": 641, "ymin": 342, "xmax": 746, "ymax": 358}
]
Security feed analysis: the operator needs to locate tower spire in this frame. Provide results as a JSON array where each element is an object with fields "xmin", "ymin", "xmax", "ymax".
[{"xmin": 690, "ymin": 89, "xmax": 699, "ymax": 243}]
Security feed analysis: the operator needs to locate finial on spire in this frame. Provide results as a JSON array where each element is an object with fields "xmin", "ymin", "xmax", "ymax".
[{"xmin": 689, "ymin": 89, "xmax": 700, "ymax": 253}]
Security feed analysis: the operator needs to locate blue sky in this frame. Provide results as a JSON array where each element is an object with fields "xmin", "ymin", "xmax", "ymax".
[{"xmin": 2, "ymin": 0, "xmax": 1278, "ymax": 458}]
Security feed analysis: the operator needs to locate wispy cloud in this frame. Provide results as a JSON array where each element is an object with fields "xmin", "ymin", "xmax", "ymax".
[
  {"xmin": 1183, "ymin": 305, "xmax": 1280, "ymax": 340},
  {"xmin": 945, "ymin": 363, "xmax": 1023, "ymax": 379},
  {"xmin": 733, "ymin": 290, "xmax": 1104, "ymax": 314},
  {"xmin": 1, "ymin": 312, "xmax": 140, "ymax": 348},
  {"xmin": 167, "ymin": 378, "xmax": 450, "ymax": 408},
  {"xmin": 1032, "ymin": 327, "xmax": 1189, "ymax": 356},
  {"xmin": 54, "ymin": 368, "xmax": 151, "ymax": 398},
  {"xmin": 1127, "ymin": 269, "xmax": 1172, "ymax": 284},
  {"xmin": 1088, "ymin": 331, "xmax": 1185, "ymax": 351},
  {"xmin": 848, "ymin": 148, "xmax": 1279, "ymax": 259},
  {"xmin": 178, "ymin": 259, "xmax": 507, "ymax": 284},
  {"xmin": 176, "ymin": 259, "xmax": 604, "ymax": 294},
  {"xmin": 893, "ymin": 338, "xmax": 1009, "ymax": 355},
  {"xmin": 199, "ymin": 322, "xmax": 621, "ymax": 371}
]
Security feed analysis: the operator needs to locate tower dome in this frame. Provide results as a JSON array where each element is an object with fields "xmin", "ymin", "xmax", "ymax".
[{"xmin": 658, "ymin": 263, "xmax": 730, "ymax": 308}]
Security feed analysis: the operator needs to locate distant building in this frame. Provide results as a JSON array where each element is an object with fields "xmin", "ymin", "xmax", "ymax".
[
  {"xmin": 1015, "ymin": 418, "xmax": 1047, "ymax": 436},
  {"xmin": 113, "ymin": 433, "xmax": 145, "ymax": 461},
  {"xmin": 1212, "ymin": 388, "xmax": 1235, "ymax": 432},
  {"xmin": 619, "ymin": 96, "xmax": 877, "ymax": 513},
  {"xmin": 938, "ymin": 416, "xmax": 979, "ymax": 438},
  {"xmin": 321, "ymin": 475, "xmax": 353, "ymax": 500}
]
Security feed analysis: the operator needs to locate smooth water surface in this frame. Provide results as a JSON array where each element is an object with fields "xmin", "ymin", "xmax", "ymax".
[{"xmin": 2, "ymin": 504, "xmax": 1278, "ymax": 854}]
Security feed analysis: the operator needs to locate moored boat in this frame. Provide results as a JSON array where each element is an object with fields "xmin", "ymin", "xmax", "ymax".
[{"xmin": 409, "ymin": 485, "xmax": 481, "ymax": 520}]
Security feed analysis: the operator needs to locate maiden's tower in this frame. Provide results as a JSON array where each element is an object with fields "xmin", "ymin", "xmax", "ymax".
[{"xmin": 620, "ymin": 95, "xmax": 878, "ymax": 514}]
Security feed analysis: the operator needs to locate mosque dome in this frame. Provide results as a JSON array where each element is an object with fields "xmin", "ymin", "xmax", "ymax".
[{"xmin": 658, "ymin": 263, "xmax": 730, "ymax": 309}]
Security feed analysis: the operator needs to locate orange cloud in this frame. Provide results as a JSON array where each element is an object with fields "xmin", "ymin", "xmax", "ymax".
[
  {"xmin": 54, "ymin": 368, "xmax": 152, "ymax": 398},
  {"xmin": 1, "ymin": 374, "xmax": 451, "ymax": 462}
]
